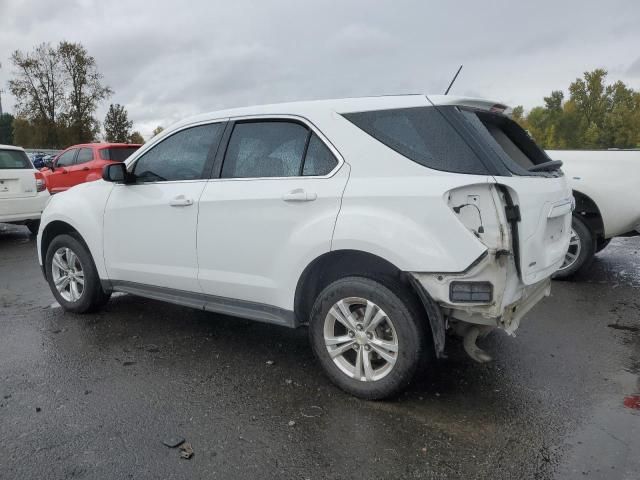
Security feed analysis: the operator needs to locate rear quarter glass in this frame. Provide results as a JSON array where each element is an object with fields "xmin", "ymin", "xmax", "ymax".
[
  {"xmin": 343, "ymin": 106, "xmax": 491, "ymax": 175},
  {"xmin": 100, "ymin": 147, "xmax": 141, "ymax": 162}
]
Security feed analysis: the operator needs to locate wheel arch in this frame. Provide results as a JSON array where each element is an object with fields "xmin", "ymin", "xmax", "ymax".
[
  {"xmin": 572, "ymin": 189, "xmax": 605, "ymax": 241},
  {"xmin": 294, "ymin": 249, "xmax": 445, "ymax": 356},
  {"xmin": 40, "ymin": 220, "xmax": 86, "ymax": 279}
]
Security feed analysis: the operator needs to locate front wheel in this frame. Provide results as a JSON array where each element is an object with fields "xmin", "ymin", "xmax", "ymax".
[
  {"xmin": 45, "ymin": 234, "xmax": 110, "ymax": 313},
  {"xmin": 309, "ymin": 276, "xmax": 427, "ymax": 400},
  {"xmin": 554, "ymin": 216, "xmax": 596, "ymax": 280}
]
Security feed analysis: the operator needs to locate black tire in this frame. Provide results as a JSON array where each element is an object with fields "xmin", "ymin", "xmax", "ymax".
[
  {"xmin": 45, "ymin": 233, "xmax": 110, "ymax": 313},
  {"xmin": 26, "ymin": 220, "xmax": 40, "ymax": 235},
  {"xmin": 553, "ymin": 215, "xmax": 596, "ymax": 280},
  {"xmin": 309, "ymin": 276, "xmax": 428, "ymax": 400},
  {"xmin": 596, "ymin": 238, "xmax": 611, "ymax": 254}
]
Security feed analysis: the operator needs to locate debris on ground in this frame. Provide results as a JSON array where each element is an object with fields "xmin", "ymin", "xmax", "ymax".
[
  {"xmin": 36, "ymin": 407, "xmax": 41, "ymax": 412},
  {"xmin": 179, "ymin": 442, "xmax": 194, "ymax": 459},
  {"xmin": 266, "ymin": 360, "xmax": 274, "ymax": 365},
  {"xmin": 162, "ymin": 436, "xmax": 185, "ymax": 448},
  {"xmin": 285, "ymin": 379, "xmax": 293, "ymax": 385},
  {"xmin": 288, "ymin": 420, "xmax": 296, "ymax": 427}
]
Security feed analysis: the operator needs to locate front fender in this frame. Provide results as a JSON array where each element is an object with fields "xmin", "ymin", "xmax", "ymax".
[{"xmin": 38, "ymin": 181, "xmax": 113, "ymax": 278}]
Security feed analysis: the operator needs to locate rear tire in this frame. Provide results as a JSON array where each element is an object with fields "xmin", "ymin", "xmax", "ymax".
[
  {"xmin": 309, "ymin": 276, "xmax": 427, "ymax": 400},
  {"xmin": 554, "ymin": 215, "xmax": 596, "ymax": 280},
  {"xmin": 26, "ymin": 220, "xmax": 40, "ymax": 235},
  {"xmin": 45, "ymin": 234, "xmax": 110, "ymax": 313}
]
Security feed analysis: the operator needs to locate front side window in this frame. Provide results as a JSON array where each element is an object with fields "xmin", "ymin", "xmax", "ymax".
[
  {"xmin": 221, "ymin": 121, "xmax": 309, "ymax": 178},
  {"xmin": 133, "ymin": 123, "xmax": 224, "ymax": 182},
  {"xmin": 76, "ymin": 148, "xmax": 94, "ymax": 164},
  {"xmin": 56, "ymin": 149, "xmax": 77, "ymax": 167}
]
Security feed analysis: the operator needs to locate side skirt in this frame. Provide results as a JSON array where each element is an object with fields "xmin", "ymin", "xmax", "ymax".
[{"xmin": 108, "ymin": 280, "xmax": 297, "ymax": 328}]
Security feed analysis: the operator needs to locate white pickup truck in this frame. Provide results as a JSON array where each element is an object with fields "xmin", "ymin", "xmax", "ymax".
[{"xmin": 546, "ymin": 149, "xmax": 640, "ymax": 278}]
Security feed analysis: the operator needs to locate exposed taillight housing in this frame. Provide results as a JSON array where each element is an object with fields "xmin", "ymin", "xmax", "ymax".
[{"xmin": 34, "ymin": 171, "xmax": 47, "ymax": 192}]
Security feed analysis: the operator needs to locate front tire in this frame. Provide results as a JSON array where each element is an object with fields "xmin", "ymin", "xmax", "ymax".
[
  {"xmin": 45, "ymin": 234, "xmax": 110, "ymax": 313},
  {"xmin": 309, "ymin": 276, "xmax": 427, "ymax": 400},
  {"xmin": 26, "ymin": 220, "xmax": 40, "ymax": 235},
  {"xmin": 554, "ymin": 215, "xmax": 596, "ymax": 280}
]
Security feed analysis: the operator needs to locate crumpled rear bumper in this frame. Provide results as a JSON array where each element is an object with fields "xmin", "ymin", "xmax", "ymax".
[{"xmin": 411, "ymin": 252, "xmax": 552, "ymax": 335}]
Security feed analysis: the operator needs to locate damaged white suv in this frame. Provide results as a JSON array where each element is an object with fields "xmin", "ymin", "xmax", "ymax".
[{"xmin": 38, "ymin": 95, "xmax": 572, "ymax": 399}]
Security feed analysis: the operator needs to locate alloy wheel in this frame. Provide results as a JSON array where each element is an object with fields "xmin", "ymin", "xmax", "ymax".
[
  {"xmin": 51, "ymin": 247, "xmax": 85, "ymax": 302},
  {"xmin": 558, "ymin": 228, "xmax": 582, "ymax": 271},
  {"xmin": 323, "ymin": 297, "xmax": 398, "ymax": 382}
]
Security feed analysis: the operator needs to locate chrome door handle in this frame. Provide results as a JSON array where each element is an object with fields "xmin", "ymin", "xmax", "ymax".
[
  {"xmin": 169, "ymin": 195, "xmax": 194, "ymax": 207},
  {"xmin": 282, "ymin": 189, "xmax": 317, "ymax": 202}
]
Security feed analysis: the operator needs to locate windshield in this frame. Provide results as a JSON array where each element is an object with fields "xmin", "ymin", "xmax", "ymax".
[
  {"xmin": 0, "ymin": 150, "xmax": 32, "ymax": 169},
  {"xmin": 99, "ymin": 146, "xmax": 140, "ymax": 162}
]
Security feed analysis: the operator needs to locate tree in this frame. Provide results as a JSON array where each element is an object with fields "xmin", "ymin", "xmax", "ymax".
[
  {"xmin": 152, "ymin": 126, "xmax": 164, "ymax": 137},
  {"xmin": 0, "ymin": 113, "xmax": 14, "ymax": 144},
  {"xmin": 8, "ymin": 43, "xmax": 65, "ymax": 147},
  {"xmin": 8, "ymin": 41, "xmax": 112, "ymax": 148},
  {"xmin": 128, "ymin": 131, "xmax": 144, "ymax": 144},
  {"xmin": 104, "ymin": 104, "xmax": 132, "ymax": 142},
  {"xmin": 58, "ymin": 41, "xmax": 112, "ymax": 143}
]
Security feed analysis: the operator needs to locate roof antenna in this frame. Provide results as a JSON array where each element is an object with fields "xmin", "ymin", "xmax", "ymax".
[{"xmin": 444, "ymin": 64, "xmax": 463, "ymax": 95}]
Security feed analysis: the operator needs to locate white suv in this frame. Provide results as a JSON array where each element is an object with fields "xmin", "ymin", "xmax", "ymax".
[
  {"xmin": 1, "ymin": 144, "xmax": 50, "ymax": 234},
  {"xmin": 38, "ymin": 95, "xmax": 572, "ymax": 399}
]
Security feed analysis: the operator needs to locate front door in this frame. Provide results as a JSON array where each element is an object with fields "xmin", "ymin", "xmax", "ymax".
[
  {"xmin": 103, "ymin": 122, "xmax": 226, "ymax": 292},
  {"xmin": 47, "ymin": 148, "xmax": 78, "ymax": 193}
]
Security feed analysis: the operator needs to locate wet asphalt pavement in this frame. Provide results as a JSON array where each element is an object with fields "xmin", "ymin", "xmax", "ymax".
[{"xmin": 0, "ymin": 224, "xmax": 638, "ymax": 479}]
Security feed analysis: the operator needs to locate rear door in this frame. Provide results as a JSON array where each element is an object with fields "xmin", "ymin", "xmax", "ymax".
[
  {"xmin": 197, "ymin": 119, "xmax": 348, "ymax": 310},
  {"xmin": 66, "ymin": 147, "xmax": 95, "ymax": 186},
  {"xmin": 0, "ymin": 148, "xmax": 37, "ymax": 200}
]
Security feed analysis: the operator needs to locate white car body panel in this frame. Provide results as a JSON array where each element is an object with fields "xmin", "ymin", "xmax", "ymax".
[
  {"xmin": 547, "ymin": 149, "xmax": 640, "ymax": 238},
  {"xmin": 103, "ymin": 180, "xmax": 207, "ymax": 291},
  {"xmin": 0, "ymin": 144, "xmax": 50, "ymax": 223},
  {"xmin": 37, "ymin": 95, "xmax": 571, "ymax": 338}
]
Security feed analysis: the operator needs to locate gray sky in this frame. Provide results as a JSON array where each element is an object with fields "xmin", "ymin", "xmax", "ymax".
[{"xmin": 1, "ymin": 0, "xmax": 639, "ymax": 139}]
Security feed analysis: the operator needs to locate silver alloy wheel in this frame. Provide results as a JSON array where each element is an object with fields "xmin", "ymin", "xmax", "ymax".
[
  {"xmin": 558, "ymin": 228, "xmax": 582, "ymax": 271},
  {"xmin": 323, "ymin": 297, "xmax": 398, "ymax": 382},
  {"xmin": 51, "ymin": 247, "xmax": 85, "ymax": 302}
]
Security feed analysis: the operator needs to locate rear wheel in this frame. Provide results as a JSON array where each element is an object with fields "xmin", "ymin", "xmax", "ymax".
[
  {"xmin": 309, "ymin": 276, "xmax": 427, "ymax": 400},
  {"xmin": 554, "ymin": 216, "xmax": 596, "ymax": 280},
  {"xmin": 45, "ymin": 234, "xmax": 110, "ymax": 313}
]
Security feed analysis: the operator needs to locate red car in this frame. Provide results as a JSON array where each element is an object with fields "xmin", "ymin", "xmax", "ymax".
[{"xmin": 42, "ymin": 143, "xmax": 141, "ymax": 194}]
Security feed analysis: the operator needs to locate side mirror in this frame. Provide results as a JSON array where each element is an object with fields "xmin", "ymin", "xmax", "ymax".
[
  {"xmin": 102, "ymin": 163, "xmax": 129, "ymax": 183},
  {"xmin": 45, "ymin": 159, "xmax": 55, "ymax": 170}
]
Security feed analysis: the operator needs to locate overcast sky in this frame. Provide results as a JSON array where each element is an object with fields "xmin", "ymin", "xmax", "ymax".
[{"xmin": 1, "ymin": 0, "xmax": 639, "ymax": 139}]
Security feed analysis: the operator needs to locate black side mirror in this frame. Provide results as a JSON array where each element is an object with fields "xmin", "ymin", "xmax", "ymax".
[
  {"xmin": 45, "ymin": 159, "xmax": 55, "ymax": 170},
  {"xmin": 102, "ymin": 163, "xmax": 129, "ymax": 183}
]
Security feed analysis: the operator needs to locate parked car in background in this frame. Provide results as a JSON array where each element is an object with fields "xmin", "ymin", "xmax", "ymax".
[
  {"xmin": 0, "ymin": 144, "xmax": 50, "ymax": 234},
  {"xmin": 38, "ymin": 95, "xmax": 572, "ymax": 399},
  {"xmin": 547, "ymin": 149, "xmax": 640, "ymax": 278},
  {"xmin": 42, "ymin": 143, "xmax": 141, "ymax": 194}
]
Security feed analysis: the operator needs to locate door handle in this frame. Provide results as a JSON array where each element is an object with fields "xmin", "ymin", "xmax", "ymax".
[
  {"xmin": 282, "ymin": 189, "xmax": 317, "ymax": 202},
  {"xmin": 169, "ymin": 195, "xmax": 194, "ymax": 207},
  {"xmin": 82, "ymin": 167, "xmax": 90, "ymax": 171}
]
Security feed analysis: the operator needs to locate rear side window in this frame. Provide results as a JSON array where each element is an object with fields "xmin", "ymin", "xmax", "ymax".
[
  {"xmin": 343, "ymin": 107, "xmax": 489, "ymax": 175},
  {"xmin": 303, "ymin": 134, "xmax": 338, "ymax": 176},
  {"xmin": 133, "ymin": 123, "xmax": 224, "ymax": 182},
  {"xmin": 76, "ymin": 148, "xmax": 94, "ymax": 164},
  {"xmin": 0, "ymin": 150, "xmax": 31, "ymax": 169},
  {"xmin": 100, "ymin": 147, "xmax": 140, "ymax": 162},
  {"xmin": 222, "ymin": 122, "xmax": 308, "ymax": 178}
]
